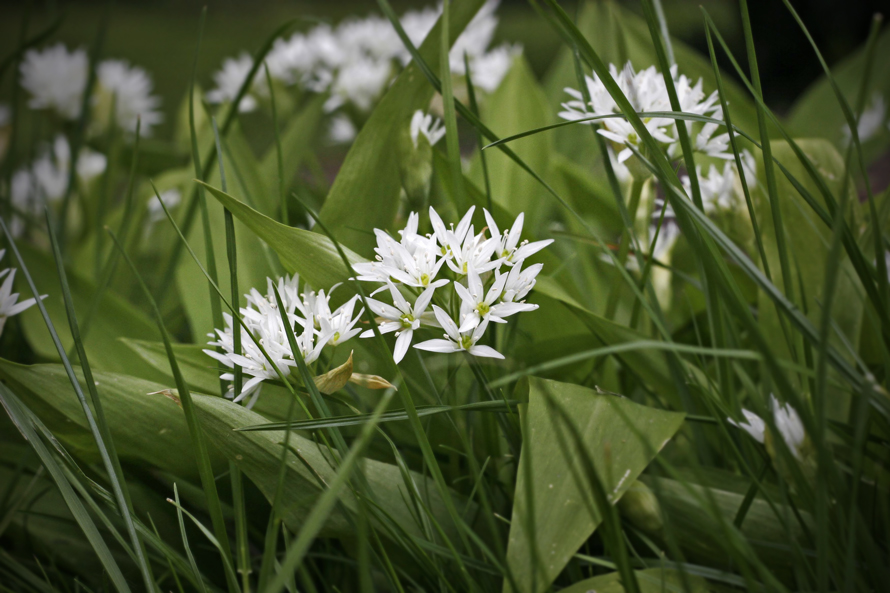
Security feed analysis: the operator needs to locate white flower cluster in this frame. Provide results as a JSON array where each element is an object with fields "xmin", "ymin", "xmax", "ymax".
[
  {"xmin": 352, "ymin": 206, "xmax": 551, "ymax": 362},
  {"xmin": 558, "ymin": 62, "xmax": 729, "ymax": 165},
  {"xmin": 681, "ymin": 149, "xmax": 757, "ymax": 215},
  {"xmin": 208, "ymin": 1, "xmax": 520, "ymax": 124},
  {"xmin": 0, "ymin": 250, "xmax": 42, "ymax": 338},
  {"xmin": 204, "ymin": 275, "xmax": 363, "ymax": 407},
  {"xmin": 19, "ymin": 44, "xmax": 162, "ymax": 135},
  {"xmin": 9, "ymin": 135, "xmax": 106, "ymax": 237},
  {"xmin": 728, "ymin": 394, "xmax": 807, "ymax": 461}
]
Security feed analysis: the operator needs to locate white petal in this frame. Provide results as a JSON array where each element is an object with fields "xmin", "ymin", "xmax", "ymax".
[
  {"xmin": 393, "ymin": 330, "xmax": 413, "ymax": 363},
  {"xmin": 468, "ymin": 344, "xmax": 504, "ymax": 359},
  {"xmin": 414, "ymin": 339, "xmax": 456, "ymax": 354}
]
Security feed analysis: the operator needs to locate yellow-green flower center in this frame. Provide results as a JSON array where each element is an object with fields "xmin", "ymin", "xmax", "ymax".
[
  {"xmin": 476, "ymin": 302, "xmax": 490, "ymax": 316},
  {"xmin": 459, "ymin": 335, "xmax": 474, "ymax": 350},
  {"xmin": 400, "ymin": 313, "xmax": 415, "ymax": 329},
  {"xmin": 420, "ymin": 273, "xmax": 430, "ymax": 286}
]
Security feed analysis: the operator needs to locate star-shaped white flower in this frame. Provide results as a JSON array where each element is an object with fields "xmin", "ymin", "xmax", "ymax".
[
  {"xmin": 430, "ymin": 205, "xmax": 475, "ymax": 258},
  {"xmin": 483, "ymin": 209, "xmax": 553, "ymax": 266},
  {"xmin": 414, "ymin": 305, "xmax": 503, "ymax": 359},
  {"xmin": 455, "ymin": 265, "xmax": 537, "ymax": 332},
  {"xmin": 727, "ymin": 409, "xmax": 766, "ymax": 443},
  {"xmin": 446, "ymin": 225, "xmax": 500, "ymax": 275},
  {"xmin": 318, "ymin": 295, "xmax": 364, "ymax": 347},
  {"xmin": 361, "ymin": 283, "xmax": 438, "ymax": 363},
  {"xmin": 0, "ymin": 254, "xmax": 43, "ymax": 337},
  {"xmin": 501, "ymin": 260, "xmax": 542, "ymax": 303},
  {"xmin": 410, "ymin": 110, "xmax": 445, "ymax": 148}
]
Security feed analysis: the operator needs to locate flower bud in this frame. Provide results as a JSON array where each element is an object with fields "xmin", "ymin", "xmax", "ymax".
[{"xmin": 617, "ymin": 479, "xmax": 663, "ymax": 534}]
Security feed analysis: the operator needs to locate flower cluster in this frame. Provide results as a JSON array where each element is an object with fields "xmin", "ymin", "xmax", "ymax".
[
  {"xmin": 19, "ymin": 44, "xmax": 162, "ymax": 136},
  {"xmin": 204, "ymin": 275, "xmax": 363, "ymax": 407},
  {"xmin": 352, "ymin": 206, "xmax": 551, "ymax": 362},
  {"xmin": 0, "ymin": 250, "xmax": 42, "ymax": 338},
  {"xmin": 9, "ymin": 135, "xmax": 107, "ymax": 238},
  {"xmin": 558, "ymin": 62, "xmax": 729, "ymax": 167},
  {"xmin": 208, "ymin": 0, "xmax": 520, "ymax": 137}
]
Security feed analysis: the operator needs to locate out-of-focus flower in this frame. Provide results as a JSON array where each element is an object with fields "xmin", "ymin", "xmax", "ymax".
[
  {"xmin": 207, "ymin": 53, "xmax": 258, "ymax": 113},
  {"xmin": 842, "ymin": 92, "xmax": 886, "ymax": 144},
  {"xmin": 20, "ymin": 44, "xmax": 88, "ymax": 120},
  {"xmin": 31, "ymin": 135, "xmax": 106, "ymax": 202},
  {"xmin": 681, "ymin": 149, "xmax": 757, "ymax": 214},
  {"xmin": 94, "ymin": 59, "xmax": 163, "ymax": 135},
  {"xmin": 328, "ymin": 114, "xmax": 357, "ymax": 144},
  {"xmin": 729, "ymin": 394, "xmax": 809, "ymax": 461},
  {"xmin": 147, "ymin": 189, "xmax": 181, "ymax": 224},
  {"xmin": 325, "ymin": 56, "xmax": 393, "ymax": 113}
]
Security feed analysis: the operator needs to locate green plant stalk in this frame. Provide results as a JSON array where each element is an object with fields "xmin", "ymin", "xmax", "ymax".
[
  {"xmin": 267, "ymin": 389, "xmax": 395, "ymax": 593},
  {"xmin": 45, "ymin": 211, "xmax": 156, "ymax": 592},
  {"xmin": 93, "ymin": 94, "xmax": 119, "ymax": 280},
  {"xmin": 264, "ymin": 64, "xmax": 287, "ymax": 226},
  {"xmin": 0, "ymin": 385, "xmax": 131, "ymax": 593},
  {"xmin": 604, "ymin": 176, "xmax": 645, "ymax": 321},
  {"xmin": 106, "ymin": 228, "xmax": 238, "ymax": 593},
  {"xmin": 212, "ymin": 115, "xmax": 250, "ymax": 592}
]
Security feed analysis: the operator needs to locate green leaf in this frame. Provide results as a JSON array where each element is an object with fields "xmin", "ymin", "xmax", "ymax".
[
  {"xmin": 755, "ymin": 140, "xmax": 863, "ymax": 419},
  {"xmin": 318, "ymin": 0, "xmax": 487, "ymax": 253},
  {"xmin": 788, "ymin": 28, "xmax": 890, "ymax": 163},
  {"xmin": 505, "ymin": 377, "xmax": 685, "ymax": 593},
  {"xmin": 0, "ymin": 360, "xmax": 226, "ymax": 478},
  {"xmin": 468, "ymin": 56, "xmax": 553, "ymax": 223},
  {"xmin": 16, "ymin": 244, "xmax": 164, "ymax": 379},
  {"xmin": 559, "ymin": 568, "xmax": 707, "ymax": 593},
  {"xmin": 201, "ymin": 182, "xmax": 364, "ymax": 291},
  {"xmin": 190, "ymin": 392, "xmax": 474, "ymax": 543}
]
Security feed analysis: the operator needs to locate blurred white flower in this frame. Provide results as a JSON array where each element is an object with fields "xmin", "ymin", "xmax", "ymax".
[
  {"xmin": 325, "ymin": 56, "xmax": 393, "ymax": 113},
  {"xmin": 361, "ymin": 282, "xmax": 438, "ymax": 362},
  {"xmin": 328, "ymin": 114, "xmax": 357, "ymax": 144},
  {"xmin": 410, "ymin": 110, "xmax": 445, "ymax": 148},
  {"xmin": 842, "ymin": 92, "xmax": 886, "ymax": 144},
  {"xmin": 727, "ymin": 409, "xmax": 766, "ymax": 443},
  {"xmin": 681, "ymin": 149, "xmax": 757, "ymax": 214},
  {"xmin": 147, "ymin": 189, "xmax": 181, "ymax": 224},
  {"xmin": 31, "ymin": 135, "xmax": 106, "ymax": 202},
  {"xmin": 0, "ymin": 250, "xmax": 43, "ymax": 337},
  {"xmin": 463, "ymin": 43, "xmax": 520, "ymax": 92},
  {"xmin": 207, "ymin": 53, "xmax": 258, "ymax": 113},
  {"xmin": 20, "ymin": 44, "xmax": 88, "ymax": 120},
  {"xmin": 95, "ymin": 59, "xmax": 163, "ymax": 135},
  {"xmin": 415, "ymin": 306, "xmax": 503, "ymax": 358}
]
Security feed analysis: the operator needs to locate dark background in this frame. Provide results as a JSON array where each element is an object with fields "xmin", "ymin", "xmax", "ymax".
[{"xmin": 1, "ymin": 0, "xmax": 885, "ymax": 139}]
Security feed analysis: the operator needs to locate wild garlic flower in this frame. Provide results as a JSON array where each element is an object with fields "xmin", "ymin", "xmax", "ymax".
[
  {"xmin": 204, "ymin": 274, "xmax": 361, "ymax": 406},
  {"xmin": 681, "ymin": 150, "xmax": 757, "ymax": 215},
  {"xmin": 361, "ymin": 282, "xmax": 438, "ymax": 362},
  {"xmin": 842, "ymin": 92, "xmax": 886, "ymax": 144},
  {"xmin": 415, "ymin": 306, "xmax": 503, "ymax": 359},
  {"xmin": 207, "ymin": 54, "xmax": 259, "ymax": 113},
  {"xmin": 95, "ymin": 59, "xmax": 163, "ymax": 135},
  {"xmin": 146, "ymin": 189, "xmax": 181, "ymax": 225},
  {"xmin": 728, "ymin": 395, "xmax": 808, "ymax": 461},
  {"xmin": 410, "ymin": 110, "xmax": 446, "ymax": 148},
  {"xmin": 353, "ymin": 205, "xmax": 547, "ymax": 362},
  {"xmin": 20, "ymin": 44, "xmax": 88, "ymax": 120},
  {"xmin": 559, "ymin": 62, "xmax": 728, "ymax": 167},
  {"xmin": 0, "ymin": 250, "xmax": 43, "ymax": 337}
]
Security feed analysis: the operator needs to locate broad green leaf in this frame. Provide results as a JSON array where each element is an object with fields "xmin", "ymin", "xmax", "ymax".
[
  {"xmin": 0, "ymin": 360, "xmax": 225, "ymax": 478},
  {"xmin": 191, "ymin": 393, "xmax": 474, "ymax": 542},
  {"xmin": 259, "ymin": 94, "xmax": 326, "ymax": 213},
  {"xmin": 542, "ymin": 0, "xmax": 760, "ymax": 166},
  {"xmin": 317, "ymin": 0, "xmax": 487, "ymax": 254},
  {"xmin": 755, "ymin": 140, "xmax": 863, "ymax": 419},
  {"xmin": 505, "ymin": 377, "xmax": 685, "ymax": 593},
  {"xmin": 202, "ymin": 183, "xmax": 363, "ymax": 292},
  {"xmin": 16, "ymin": 244, "xmax": 165, "ymax": 379},
  {"xmin": 468, "ymin": 56, "xmax": 553, "ymax": 223},
  {"xmin": 559, "ymin": 568, "xmax": 707, "ymax": 593},
  {"xmin": 788, "ymin": 29, "xmax": 890, "ymax": 164}
]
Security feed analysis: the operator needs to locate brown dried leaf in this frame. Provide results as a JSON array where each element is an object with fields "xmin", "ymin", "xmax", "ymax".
[
  {"xmin": 313, "ymin": 351, "xmax": 354, "ymax": 394},
  {"xmin": 348, "ymin": 373, "xmax": 397, "ymax": 391}
]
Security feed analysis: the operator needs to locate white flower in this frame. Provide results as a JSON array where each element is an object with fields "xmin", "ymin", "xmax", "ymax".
[
  {"xmin": 728, "ymin": 395, "xmax": 807, "ymax": 460},
  {"xmin": 842, "ymin": 92, "xmax": 886, "ymax": 143},
  {"xmin": 207, "ymin": 53, "xmax": 258, "ymax": 113},
  {"xmin": 501, "ymin": 260, "xmax": 542, "ymax": 303},
  {"xmin": 95, "ymin": 59, "xmax": 163, "ymax": 135},
  {"xmin": 31, "ymin": 135, "xmax": 106, "ymax": 202},
  {"xmin": 410, "ymin": 110, "xmax": 445, "ymax": 148},
  {"xmin": 0, "ymin": 251, "xmax": 43, "ymax": 337},
  {"xmin": 454, "ymin": 265, "xmax": 537, "ymax": 332},
  {"xmin": 559, "ymin": 62, "xmax": 726, "ymax": 164},
  {"xmin": 463, "ymin": 43, "xmax": 520, "ymax": 93},
  {"xmin": 361, "ymin": 282, "xmax": 438, "ymax": 362},
  {"xmin": 727, "ymin": 409, "xmax": 766, "ymax": 443},
  {"xmin": 414, "ymin": 305, "xmax": 503, "ymax": 359},
  {"xmin": 325, "ymin": 55, "xmax": 393, "ymax": 113},
  {"xmin": 681, "ymin": 151, "xmax": 757, "ymax": 214},
  {"xmin": 430, "ymin": 205, "xmax": 475, "ymax": 258},
  {"xmin": 9, "ymin": 170, "xmax": 35, "ymax": 237},
  {"xmin": 328, "ymin": 114, "xmax": 357, "ymax": 144},
  {"xmin": 147, "ymin": 189, "xmax": 181, "ymax": 224},
  {"xmin": 20, "ymin": 44, "xmax": 88, "ymax": 120},
  {"xmin": 317, "ymin": 294, "xmax": 364, "ymax": 347},
  {"xmin": 483, "ymin": 209, "xmax": 553, "ymax": 265},
  {"xmin": 446, "ymin": 224, "xmax": 500, "ymax": 275}
]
